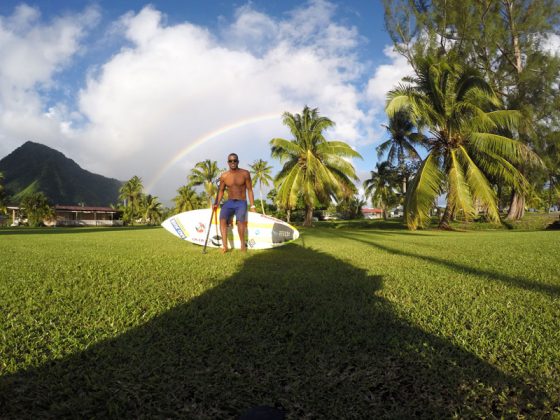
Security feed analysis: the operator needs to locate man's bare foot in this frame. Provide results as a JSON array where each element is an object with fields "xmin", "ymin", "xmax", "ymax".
[
  {"xmin": 240, "ymin": 247, "xmax": 247, "ymax": 253},
  {"xmin": 220, "ymin": 247, "xmax": 228, "ymax": 254}
]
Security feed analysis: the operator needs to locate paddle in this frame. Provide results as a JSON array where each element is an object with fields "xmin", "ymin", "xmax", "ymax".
[{"xmin": 202, "ymin": 177, "xmax": 221, "ymax": 254}]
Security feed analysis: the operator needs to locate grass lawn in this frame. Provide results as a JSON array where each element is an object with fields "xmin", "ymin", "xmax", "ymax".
[{"xmin": 0, "ymin": 224, "xmax": 558, "ymax": 418}]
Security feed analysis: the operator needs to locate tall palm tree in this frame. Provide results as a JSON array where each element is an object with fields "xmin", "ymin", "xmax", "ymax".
[
  {"xmin": 377, "ymin": 110, "xmax": 423, "ymax": 194},
  {"xmin": 270, "ymin": 106, "xmax": 362, "ymax": 226},
  {"xmin": 249, "ymin": 159, "xmax": 273, "ymax": 214},
  {"xmin": 140, "ymin": 194, "xmax": 163, "ymax": 225},
  {"xmin": 119, "ymin": 176, "xmax": 144, "ymax": 225},
  {"xmin": 387, "ymin": 58, "xmax": 541, "ymax": 230},
  {"xmin": 188, "ymin": 160, "xmax": 220, "ymax": 207},
  {"xmin": 363, "ymin": 161, "xmax": 399, "ymax": 220},
  {"xmin": 173, "ymin": 185, "xmax": 201, "ymax": 213}
]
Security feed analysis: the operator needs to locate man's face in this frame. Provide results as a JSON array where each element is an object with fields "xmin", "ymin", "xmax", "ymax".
[{"xmin": 227, "ymin": 155, "xmax": 239, "ymax": 169}]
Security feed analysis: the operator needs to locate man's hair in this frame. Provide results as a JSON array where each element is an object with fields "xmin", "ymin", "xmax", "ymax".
[{"xmin": 228, "ymin": 153, "xmax": 239, "ymax": 159}]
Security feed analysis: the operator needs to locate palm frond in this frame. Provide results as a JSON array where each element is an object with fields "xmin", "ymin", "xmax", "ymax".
[{"xmin": 405, "ymin": 153, "xmax": 443, "ymax": 229}]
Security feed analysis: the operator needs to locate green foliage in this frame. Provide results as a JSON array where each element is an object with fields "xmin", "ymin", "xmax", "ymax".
[
  {"xmin": 119, "ymin": 176, "xmax": 144, "ymax": 225},
  {"xmin": 387, "ymin": 58, "xmax": 540, "ymax": 229},
  {"xmin": 383, "ymin": 0, "xmax": 560, "ymax": 220},
  {"xmin": 249, "ymin": 159, "xmax": 273, "ymax": 214},
  {"xmin": 0, "ymin": 227, "xmax": 558, "ymax": 417},
  {"xmin": 19, "ymin": 192, "xmax": 54, "ymax": 227},
  {"xmin": 270, "ymin": 106, "xmax": 362, "ymax": 226},
  {"xmin": 363, "ymin": 161, "xmax": 401, "ymax": 219},
  {"xmin": 188, "ymin": 159, "xmax": 220, "ymax": 207},
  {"xmin": 173, "ymin": 184, "xmax": 204, "ymax": 213}
]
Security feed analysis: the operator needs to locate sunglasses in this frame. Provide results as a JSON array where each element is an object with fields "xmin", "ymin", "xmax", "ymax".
[{"xmin": 228, "ymin": 159, "xmax": 239, "ymax": 163}]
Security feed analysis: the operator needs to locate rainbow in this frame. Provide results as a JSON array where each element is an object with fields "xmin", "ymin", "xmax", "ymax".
[{"xmin": 145, "ymin": 112, "xmax": 283, "ymax": 192}]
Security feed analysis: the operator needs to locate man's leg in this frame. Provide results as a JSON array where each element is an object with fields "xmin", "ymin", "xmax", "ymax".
[
  {"xmin": 219, "ymin": 217, "xmax": 229, "ymax": 253},
  {"xmin": 237, "ymin": 221, "xmax": 247, "ymax": 251}
]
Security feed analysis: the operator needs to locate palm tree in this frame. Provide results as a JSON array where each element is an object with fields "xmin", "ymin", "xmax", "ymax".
[
  {"xmin": 377, "ymin": 110, "xmax": 424, "ymax": 194},
  {"xmin": 119, "ymin": 176, "xmax": 144, "ymax": 225},
  {"xmin": 173, "ymin": 185, "xmax": 201, "ymax": 213},
  {"xmin": 249, "ymin": 159, "xmax": 273, "ymax": 214},
  {"xmin": 270, "ymin": 106, "xmax": 362, "ymax": 226},
  {"xmin": 387, "ymin": 58, "xmax": 541, "ymax": 230},
  {"xmin": 363, "ymin": 161, "xmax": 399, "ymax": 220},
  {"xmin": 140, "ymin": 194, "xmax": 163, "ymax": 225},
  {"xmin": 188, "ymin": 160, "xmax": 220, "ymax": 207},
  {"xmin": 20, "ymin": 192, "xmax": 53, "ymax": 227}
]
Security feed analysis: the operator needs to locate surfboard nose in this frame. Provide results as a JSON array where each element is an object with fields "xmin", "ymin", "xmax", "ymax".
[{"xmin": 271, "ymin": 222, "xmax": 297, "ymax": 243}]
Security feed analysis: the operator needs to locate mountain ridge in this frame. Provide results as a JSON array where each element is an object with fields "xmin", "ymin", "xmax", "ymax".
[{"xmin": 0, "ymin": 141, "xmax": 123, "ymax": 206}]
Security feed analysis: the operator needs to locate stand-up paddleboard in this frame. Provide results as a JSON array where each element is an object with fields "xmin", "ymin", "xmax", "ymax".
[{"xmin": 162, "ymin": 209, "xmax": 299, "ymax": 250}]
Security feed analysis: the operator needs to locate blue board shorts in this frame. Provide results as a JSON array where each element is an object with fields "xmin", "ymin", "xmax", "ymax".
[{"xmin": 220, "ymin": 199, "xmax": 248, "ymax": 223}]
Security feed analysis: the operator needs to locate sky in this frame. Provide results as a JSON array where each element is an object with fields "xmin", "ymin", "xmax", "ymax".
[{"xmin": 0, "ymin": 0, "xmax": 414, "ymax": 205}]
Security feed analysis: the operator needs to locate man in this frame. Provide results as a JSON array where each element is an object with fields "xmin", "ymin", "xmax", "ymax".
[{"xmin": 213, "ymin": 153, "xmax": 256, "ymax": 253}]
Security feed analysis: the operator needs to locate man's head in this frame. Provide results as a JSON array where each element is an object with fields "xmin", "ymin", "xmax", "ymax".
[{"xmin": 227, "ymin": 153, "xmax": 239, "ymax": 169}]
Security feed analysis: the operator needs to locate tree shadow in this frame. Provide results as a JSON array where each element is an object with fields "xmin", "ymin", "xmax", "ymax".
[
  {"xmin": 0, "ymin": 245, "xmax": 548, "ymax": 418},
  {"xmin": 328, "ymin": 230, "xmax": 560, "ymax": 298}
]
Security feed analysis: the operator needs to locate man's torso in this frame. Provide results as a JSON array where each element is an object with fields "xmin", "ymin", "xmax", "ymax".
[{"xmin": 223, "ymin": 169, "xmax": 249, "ymax": 200}]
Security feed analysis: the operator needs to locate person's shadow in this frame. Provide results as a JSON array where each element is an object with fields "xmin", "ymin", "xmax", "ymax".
[{"xmin": 0, "ymin": 245, "xmax": 548, "ymax": 418}]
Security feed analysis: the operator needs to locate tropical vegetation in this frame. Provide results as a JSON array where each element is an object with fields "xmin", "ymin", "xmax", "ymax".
[
  {"xmin": 363, "ymin": 161, "xmax": 400, "ymax": 220},
  {"xmin": 270, "ymin": 106, "xmax": 362, "ymax": 226},
  {"xmin": 249, "ymin": 159, "xmax": 273, "ymax": 214},
  {"xmin": 387, "ymin": 58, "xmax": 541, "ymax": 230},
  {"xmin": 187, "ymin": 159, "xmax": 220, "ymax": 207},
  {"xmin": 383, "ymin": 0, "xmax": 560, "ymax": 222},
  {"xmin": 18, "ymin": 192, "xmax": 54, "ymax": 227}
]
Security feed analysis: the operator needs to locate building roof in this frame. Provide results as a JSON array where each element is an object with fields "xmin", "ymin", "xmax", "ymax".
[
  {"xmin": 361, "ymin": 207, "xmax": 384, "ymax": 214},
  {"xmin": 54, "ymin": 205, "xmax": 118, "ymax": 212}
]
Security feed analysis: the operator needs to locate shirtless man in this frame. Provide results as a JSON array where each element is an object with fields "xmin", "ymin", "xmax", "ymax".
[{"xmin": 213, "ymin": 153, "xmax": 256, "ymax": 253}]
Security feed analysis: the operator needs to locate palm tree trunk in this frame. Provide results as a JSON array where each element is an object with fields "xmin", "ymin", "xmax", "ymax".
[
  {"xmin": 438, "ymin": 203, "xmax": 454, "ymax": 230},
  {"xmin": 304, "ymin": 206, "xmax": 314, "ymax": 226},
  {"xmin": 259, "ymin": 187, "xmax": 266, "ymax": 215},
  {"xmin": 506, "ymin": 191, "xmax": 525, "ymax": 220},
  {"xmin": 286, "ymin": 209, "xmax": 291, "ymax": 223}
]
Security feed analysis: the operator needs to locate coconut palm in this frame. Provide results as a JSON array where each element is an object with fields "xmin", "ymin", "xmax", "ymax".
[
  {"xmin": 377, "ymin": 110, "xmax": 424, "ymax": 194},
  {"xmin": 188, "ymin": 160, "xmax": 220, "ymax": 207},
  {"xmin": 19, "ymin": 192, "xmax": 53, "ymax": 227},
  {"xmin": 173, "ymin": 185, "xmax": 202, "ymax": 213},
  {"xmin": 387, "ymin": 58, "xmax": 541, "ymax": 229},
  {"xmin": 363, "ymin": 161, "xmax": 400, "ymax": 220},
  {"xmin": 249, "ymin": 159, "xmax": 273, "ymax": 214},
  {"xmin": 119, "ymin": 176, "xmax": 144, "ymax": 224},
  {"xmin": 270, "ymin": 106, "xmax": 362, "ymax": 226},
  {"xmin": 140, "ymin": 194, "xmax": 163, "ymax": 225}
]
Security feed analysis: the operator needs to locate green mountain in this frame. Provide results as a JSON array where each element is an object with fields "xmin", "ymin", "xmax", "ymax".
[{"xmin": 0, "ymin": 141, "xmax": 123, "ymax": 206}]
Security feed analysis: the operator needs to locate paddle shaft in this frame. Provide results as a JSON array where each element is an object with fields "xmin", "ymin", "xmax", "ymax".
[{"xmin": 202, "ymin": 207, "xmax": 215, "ymax": 254}]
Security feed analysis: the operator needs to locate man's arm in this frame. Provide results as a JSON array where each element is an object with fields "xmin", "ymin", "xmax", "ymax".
[
  {"xmin": 245, "ymin": 171, "xmax": 256, "ymax": 211},
  {"xmin": 213, "ymin": 174, "xmax": 226, "ymax": 210}
]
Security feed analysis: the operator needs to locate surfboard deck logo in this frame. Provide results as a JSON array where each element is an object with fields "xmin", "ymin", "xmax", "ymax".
[{"xmin": 161, "ymin": 209, "xmax": 299, "ymax": 250}]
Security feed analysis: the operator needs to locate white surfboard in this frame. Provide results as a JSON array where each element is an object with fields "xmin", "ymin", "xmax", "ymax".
[{"xmin": 161, "ymin": 209, "xmax": 299, "ymax": 250}]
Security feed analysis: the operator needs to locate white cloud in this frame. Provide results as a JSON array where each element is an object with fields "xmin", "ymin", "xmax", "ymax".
[
  {"xmin": 365, "ymin": 45, "xmax": 413, "ymax": 107},
  {"xmin": 0, "ymin": 4, "xmax": 99, "ymax": 154},
  {"xmin": 70, "ymin": 2, "xmax": 369, "ymax": 201}
]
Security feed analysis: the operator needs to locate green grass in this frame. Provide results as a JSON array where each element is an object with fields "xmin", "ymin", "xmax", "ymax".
[{"xmin": 0, "ymin": 225, "xmax": 559, "ymax": 418}]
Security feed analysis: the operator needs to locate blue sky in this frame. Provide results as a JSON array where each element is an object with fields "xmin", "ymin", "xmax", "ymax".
[{"xmin": 0, "ymin": 0, "xmax": 413, "ymax": 204}]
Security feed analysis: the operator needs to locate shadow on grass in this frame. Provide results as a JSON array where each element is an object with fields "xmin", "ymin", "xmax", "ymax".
[
  {"xmin": 0, "ymin": 245, "xmax": 547, "ymax": 418},
  {"xmin": 328, "ymin": 230, "xmax": 560, "ymax": 298},
  {"xmin": 0, "ymin": 226, "xmax": 160, "ymax": 236}
]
